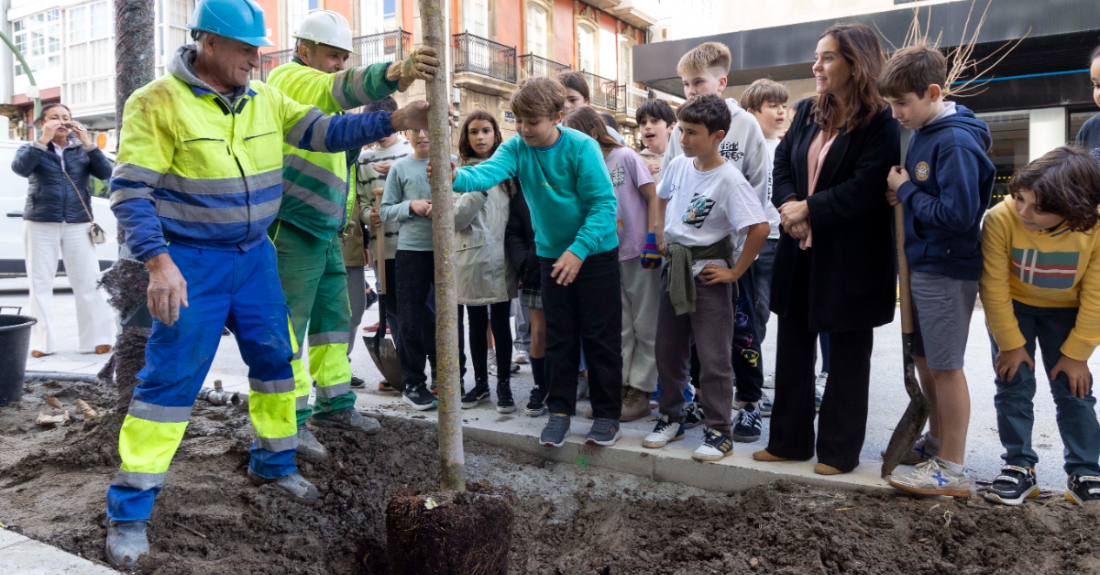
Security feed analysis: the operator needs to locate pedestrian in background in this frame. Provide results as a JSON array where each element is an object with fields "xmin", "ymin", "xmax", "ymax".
[{"xmin": 11, "ymin": 102, "xmax": 114, "ymax": 358}]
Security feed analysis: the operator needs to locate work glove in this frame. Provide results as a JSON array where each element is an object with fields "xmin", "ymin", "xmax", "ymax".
[
  {"xmin": 640, "ymin": 233, "xmax": 662, "ymax": 269},
  {"xmin": 387, "ymin": 47, "xmax": 441, "ymax": 92}
]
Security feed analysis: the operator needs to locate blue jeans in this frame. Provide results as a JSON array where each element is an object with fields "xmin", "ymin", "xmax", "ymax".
[{"xmin": 989, "ymin": 301, "xmax": 1100, "ymax": 476}]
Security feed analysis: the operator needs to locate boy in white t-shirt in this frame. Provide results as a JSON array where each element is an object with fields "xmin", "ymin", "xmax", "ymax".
[{"xmin": 643, "ymin": 94, "xmax": 769, "ymax": 462}]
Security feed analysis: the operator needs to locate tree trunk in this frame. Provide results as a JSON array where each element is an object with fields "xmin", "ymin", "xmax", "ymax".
[
  {"xmin": 419, "ymin": 0, "xmax": 465, "ymax": 493},
  {"xmin": 101, "ymin": 0, "xmax": 155, "ymax": 410}
]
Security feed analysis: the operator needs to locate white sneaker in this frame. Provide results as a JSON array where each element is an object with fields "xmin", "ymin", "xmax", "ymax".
[
  {"xmin": 763, "ymin": 374, "xmax": 776, "ymax": 389},
  {"xmin": 513, "ymin": 350, "xmax": 529, "ymax": 364},
  {"xmin": 888, "ymin": 457, "xmax": 974, "ymax": 498},
  {"xmin": 814, "ymin": 372, "xmax": 827, "ymax": 411},
  {"xmin": 643, "ymin": 416, "xmax": 686, "ymax": 448}
]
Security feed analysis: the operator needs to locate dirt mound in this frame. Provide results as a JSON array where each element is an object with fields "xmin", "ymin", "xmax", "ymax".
[{"xmin": 1, "ymin": 378, "xmax": 1099, "ymax": 574}]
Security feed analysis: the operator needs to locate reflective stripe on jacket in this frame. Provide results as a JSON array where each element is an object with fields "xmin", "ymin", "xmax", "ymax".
[
  {"xmin": 110, "ymin": 45, "xmax": 396, "ymax": 263},
  {"xmin": 267, "ymin": 59, "xmax": 397, "ymax": 240}
]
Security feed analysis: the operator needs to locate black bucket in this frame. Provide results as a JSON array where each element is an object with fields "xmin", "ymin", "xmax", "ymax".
[{"xmin": 0, "ymin": 314, "xmax": 37, "ymax": 406}]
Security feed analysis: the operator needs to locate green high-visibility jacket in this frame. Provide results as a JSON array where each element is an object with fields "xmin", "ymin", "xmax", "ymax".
[{"xmin": 268, "ymin": 59, "xmax": 398, "ymax": 240}]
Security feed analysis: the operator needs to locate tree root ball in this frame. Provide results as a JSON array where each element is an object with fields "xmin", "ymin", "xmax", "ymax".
[{"xmin": 385, "ymin": 482, "xmax": 515, "ymax": 575}]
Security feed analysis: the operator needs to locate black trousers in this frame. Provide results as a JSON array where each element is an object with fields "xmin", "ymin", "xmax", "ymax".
[
  {"xmin": 766, "ymin": 250, "xmax": 873, "ymax": 472},
  {"xmin": 459, "ymin": 300, "xmax": 512, "ymax": 385},
  {"xmin": 732, "ymin": 267, "xmax": 763, "ymax": 404},
  {"xmin": 540, "ymin": 249, "xmax": 622, "ymax": 419},
  {"xmin": 395, "ymin": 250, "xmax": 462, "ymax": 390}
]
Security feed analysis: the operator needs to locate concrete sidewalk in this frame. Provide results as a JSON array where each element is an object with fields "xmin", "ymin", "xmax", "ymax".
[{"xmin": 0, "ymin": 528, "xmax": 117, "ymax": 574}]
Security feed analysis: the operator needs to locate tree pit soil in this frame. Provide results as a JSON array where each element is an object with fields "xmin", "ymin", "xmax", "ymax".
[{"xmin": 1, "ymin": 378, "xmax": 1100, "ymax": 574}]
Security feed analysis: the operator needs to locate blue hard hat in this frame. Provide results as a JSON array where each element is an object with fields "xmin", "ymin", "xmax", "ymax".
[{"xmin": 188, "ymin": 0, "xmax": 273, "ymax": 47}]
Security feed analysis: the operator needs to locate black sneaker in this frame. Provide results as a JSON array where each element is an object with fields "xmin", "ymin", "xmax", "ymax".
[
  {"xmin": 684, "ymin": 400, "xmax": 706, "ymax": 429},
  {"xmin": 1066, "ymin": 475, "xmax": 1100, "ymax": 506},
  {"xmin": 525, "ymin": 386, "xmax": 547, "ymax": 417},
  {"xmin": 403, "ymin": 385, "xmax": 438, "ymax": 411},
  {"xmin": 540, "ymin": 414, "xmax": 571, "ymax": 447},
  {"xmin": 496, "ymin": 382, "xmax": 516, "ymax": 414},
  {"xmin": 732, "ymin": 406, "xmax": 762, "ymax": 443},
  {"xmin": 461, "ymin": 384, "xmax": 490, "ymax": 409},
  {"xmin": 365, "ymin": 288, "xmax": 378, "ymax": 311},
  {"xmin": 983, "ymin": 465, "xmax": 1039, "ymax": 506},
  {"xmin": 586, "ymin": 418, "xmax": 621, "ymax": 446},
  {"xmin": 350, "ymin": 376, "xmax": 366, "ymax": 389}
]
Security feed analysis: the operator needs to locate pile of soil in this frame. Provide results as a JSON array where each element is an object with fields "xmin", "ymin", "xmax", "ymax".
[{"xmin": 1, "ymin": 378, "xmax": 1099, "ymax": 574}]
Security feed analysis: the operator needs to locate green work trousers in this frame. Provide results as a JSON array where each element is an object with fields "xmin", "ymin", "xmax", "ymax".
[{"xmin": 270, "ymin": 220, "xmax": 355, "ymax": 426}]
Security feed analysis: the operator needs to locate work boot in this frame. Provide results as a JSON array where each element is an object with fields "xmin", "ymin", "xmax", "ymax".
[
  {"xmin": 105, "ymin": 520, "xmax": 149, "ymax": 570},
  {"xmin": 248, "ymin": 470, "xmax": 319, "ymax": 504},
  {"xmin": 313, "ymin": 406, "xmax": 381, "ymax": 435},
  {"xmin": 496, "ymin": 380, "xmax": 516, "ymax": 414},
  {"xmin": 620, "ymin": 387, "xmax": 652, "ymax": 422},
  {"xmin": 294, "ymin": 426, "xmax": 329, "ymax": 463}
]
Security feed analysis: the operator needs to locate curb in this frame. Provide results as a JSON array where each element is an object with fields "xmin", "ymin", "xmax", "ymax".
[{"xmin": 0, "ymin": 528, "xmax": 118, "ymax": 575}]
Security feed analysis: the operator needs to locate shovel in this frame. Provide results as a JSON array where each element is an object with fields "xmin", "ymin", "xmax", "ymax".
[
  {"xmin": 365, "ymin": 187, "xmax": 405, "ymax": 391},
  {"xmin": 881, "ymin": 203, "xmax": 931, "ymax": 478}
]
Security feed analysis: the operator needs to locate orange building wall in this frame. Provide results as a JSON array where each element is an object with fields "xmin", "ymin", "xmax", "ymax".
[
  {"xmin": 256, "ymin": 0, "xmax": 280, "ymax": 52},
  {"xmin": 553, "ymin": 0, "xmax": 573, "ymax": 67},
  {"xmin": 402, "ymin": 0, "xmax": 414, "ymax": 35},
  {"xmin": 494, "ymin": 0, "xmax": 521, "ymax": 49},
  {"xmin": 325, "ymin": 0, "xmax": 352, "ymax": 25}
]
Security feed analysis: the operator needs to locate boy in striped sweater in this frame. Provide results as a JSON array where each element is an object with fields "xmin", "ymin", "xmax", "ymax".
[{"xmin": 979, "ymin": 147, "xmax": 1100, "ymax": 507}]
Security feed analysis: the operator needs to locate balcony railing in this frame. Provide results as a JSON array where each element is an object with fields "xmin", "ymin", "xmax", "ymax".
[
  {"xmin": 255, "ymin": 48, "xmax": 293, "ymax": 82},
  {"xmin": 350, "ymin": 29, "xmax": 413, "ymax": 69},
  {"xmin": 453, "ymin": 32, "xmax": 517, "ymax": 84},
  {"xmin": 518, "ymin": 53, "xmax": 571, "ymax": 80},
  {"xmin": 252, "ymin": 29, "xmax": 413, "ymax": 82},
  {"xmin": 580, "ymin": 70, "xmax": 618, "ymax": 112},
  {"xmin": 618, "ymin": 84, "xmax": 650, "ymax": 117}
]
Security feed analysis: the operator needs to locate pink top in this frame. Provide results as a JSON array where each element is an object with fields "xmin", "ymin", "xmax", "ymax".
[{"xmin": 801, "ymin": 127, "xmax": 838, "ymax": 250}]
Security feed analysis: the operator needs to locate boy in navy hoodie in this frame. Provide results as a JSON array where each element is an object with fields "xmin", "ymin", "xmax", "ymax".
[{"xmin": 878, "ymin": 46, "xmax": 996, "ymax": 498}]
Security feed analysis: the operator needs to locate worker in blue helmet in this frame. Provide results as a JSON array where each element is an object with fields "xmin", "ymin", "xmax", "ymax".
[{"xmin": 102, "ymin": 0, "xmax": 433, "ymax": 568}]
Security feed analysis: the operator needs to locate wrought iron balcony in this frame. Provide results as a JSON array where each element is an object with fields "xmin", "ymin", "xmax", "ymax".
[
  {"xmin": 580, "ymin": 70, "xmax": 618, "ymax": 112},
  {"xmin": 618, "ymin": 84, "xmax": 650, "ymax": 117},
  {"xmin": 252, "ymin": 29, "xmax": 413, "ymax": 82},
  {"xmin": 518, "ymin": 53, "xmax": 571, "ymax": 80},
  {"xmin": 453, "ymin": 32, "xmax": 517, "ymax": 84},
  {"xmin": 350, "ymin": 29, "xmax": 413, "ymax": 69}
]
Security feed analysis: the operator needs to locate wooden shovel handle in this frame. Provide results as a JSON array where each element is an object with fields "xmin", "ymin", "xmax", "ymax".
[
  {"xmin": 372, "ymin": 187, "xmax": 386, "ymax": 295},
  {"xmin": 895, "ymin": 203, "xmax": 913, "ymax": 334}
]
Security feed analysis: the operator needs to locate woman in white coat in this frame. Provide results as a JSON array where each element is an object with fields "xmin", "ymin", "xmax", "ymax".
[{"xmin": 456, "ymin": 110, "xmax": 518, "ymax": 413}]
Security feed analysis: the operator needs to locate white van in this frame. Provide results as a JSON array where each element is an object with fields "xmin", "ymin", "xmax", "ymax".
[{"xmin": 0, "ymin": 139, "xmax": 119, "ymax": 276}]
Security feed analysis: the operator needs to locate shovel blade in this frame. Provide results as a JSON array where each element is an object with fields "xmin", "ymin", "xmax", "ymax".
[{"xmin": 365, "ymin": 335, "xmax": 404, "ymax": 391}]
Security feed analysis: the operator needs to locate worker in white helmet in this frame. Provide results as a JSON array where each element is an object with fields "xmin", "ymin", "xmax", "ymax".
[{"xmin": 265, "ymin": 10, "xmax": 439, "ymax": 463}]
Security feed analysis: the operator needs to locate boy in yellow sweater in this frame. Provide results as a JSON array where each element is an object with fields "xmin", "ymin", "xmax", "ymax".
[{"xmin": 980, "ymin": 147, "xmax": 1100, "ymax": 506}]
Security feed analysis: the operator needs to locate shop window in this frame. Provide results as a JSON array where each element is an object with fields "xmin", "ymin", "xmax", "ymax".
[{"xmin": 979, "ymin": 111, "xmax": 1030, "ymax": 207}]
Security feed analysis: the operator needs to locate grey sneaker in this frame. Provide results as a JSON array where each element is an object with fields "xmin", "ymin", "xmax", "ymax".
[
  {"xmin": 620, "ymin": 387, "xmax": 652, "ymax": 422},
  {"xmin": 901, "ymin": 432, "xmax": 940, "ymax": 465},
  {"xmin": 888, "ymin": 457, "xmax": 974, "ymax": 498},
  {"xmin": 105, "ymin": 520, "xmax": 149, "ymax": 570},
  {"xmin": 759, "ymin": 393, "xmax": 774, "ymax": 417},
  {"xmin": 577, "ymin": 400, "xmax": 595, "ymax": 419},
  {"xmin": 294, "ymin": 426, "xmax": 329, "ymax": 463},
  {"xmin": 313, "ymin": 406, "xmax": 381, "ymax": 435},
  {"xmin": 577, "ymin": 376, "xmax": 590, "ymax": 399},
  {"xmin": 586, "ymin": 418, "xmax": 621, "ymax": 446},
  {"xmin": 248, "ymin": 470, "xmax": 320, "ymax": 504},
  {"xmin": 540, "ymin": 414, "xmax": 571, "ymax": 447}
]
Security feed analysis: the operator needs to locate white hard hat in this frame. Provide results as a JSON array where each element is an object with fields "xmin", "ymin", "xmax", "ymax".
[{"xmin": 293, "ymin": 10, "xmax": 353, "ymax": 53}]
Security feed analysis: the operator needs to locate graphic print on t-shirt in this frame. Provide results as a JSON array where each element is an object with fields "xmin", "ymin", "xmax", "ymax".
[
  {"xmin": 1012, "ymin": 247, "xmax": 1078, "ymax": 289},
  {"xmin": 610, "ymin": 166, "xmax": 625, "ymax": 188},
  {"xmin": 719, "ymin": 140, "xmax": 744, "ymax": 162},
  {"xmin": 682, "ymin": 192, "xmax": 715, "ymax": 229}
]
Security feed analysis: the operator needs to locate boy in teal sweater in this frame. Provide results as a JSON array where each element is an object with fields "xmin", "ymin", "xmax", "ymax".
[{"xmin": 450, "ymin": 76, "xmax": 623, "ymax": 448}]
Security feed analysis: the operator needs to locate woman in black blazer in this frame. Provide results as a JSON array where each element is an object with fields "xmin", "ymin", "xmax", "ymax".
[{"xmin": 753, "ymin": 23, "xmax": 901, "ymax": 474}]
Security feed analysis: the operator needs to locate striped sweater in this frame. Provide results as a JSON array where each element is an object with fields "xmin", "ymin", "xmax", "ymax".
[{"xmin": 979, "ymin": 197, "xmax": 1100, "ymax": 360}]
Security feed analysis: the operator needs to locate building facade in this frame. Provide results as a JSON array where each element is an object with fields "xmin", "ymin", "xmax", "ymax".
[
  {"xmin": 635, "ymin": 0, "xmax": 1100, "ymax": 205},
  {"xmin": 4, "ymin": 0, "xmax": 658, "ymax": 149}
]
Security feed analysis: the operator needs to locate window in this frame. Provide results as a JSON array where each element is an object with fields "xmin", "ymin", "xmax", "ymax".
[
  {"xmin": 619, "ymin": 38, "xmax": 632, "ymax": 86},
  {"xmin": 978, "ymin": 111, "xmax": 1030, "ymax": 208},
  {"xmin": 12, "ymin": 10, "xmax": 61, "ymax": 77},
  {"xmin": 156, "ymin": 0, "xmax": 193, "ymax": 76},
  {"xmin": 361, "ymin": 0, "xmax": 385, "ymax": 36},
  {"xmin": 67, "ymin": 1, "xmax": 117, "ymax": 107},
  {"xmin": 464, "ymin": 0, "xmax": 488, "ymax": 37},
  {"xmin": 526, "ymin": 2, "xmax": 548, "ymax": 58},
  {"xmin": 288, "ymin": 0, "xmax": 319, "ymax": 47},
  {"xmin": 577, "ymin": 24, "xmax": 595, "ymax": 73}
]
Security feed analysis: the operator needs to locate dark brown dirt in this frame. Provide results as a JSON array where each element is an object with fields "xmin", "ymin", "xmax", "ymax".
[{"xmin": 2, "ymin": 377, "xmax": 1100, "ymax": 575}]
